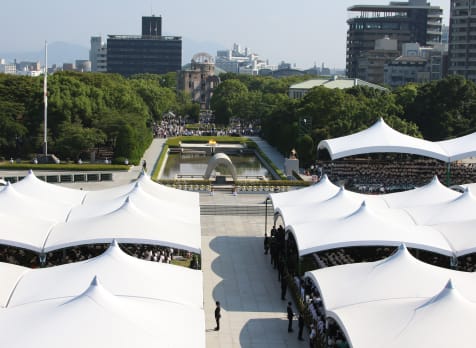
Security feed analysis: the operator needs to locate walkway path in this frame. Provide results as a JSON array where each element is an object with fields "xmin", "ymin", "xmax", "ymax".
[
  {"xmin": 248, "ymin": 136, "xmax": 286, "ymax": 173},
  {"xmin": 201, "ymin": 192, "xmax": 305, "ymax": 348}
]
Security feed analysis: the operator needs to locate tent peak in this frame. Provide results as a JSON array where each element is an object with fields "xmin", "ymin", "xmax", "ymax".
[
  {"xmin": 110, "ymin": 239, "xmax": 120, "ymax": 248},
  {"xmin": 430, "ymin": 175, "xmax": 440, "ymax": 184},
  {"xmin": 397, "ymin": 243, "xmax": 408, "ymax": 252},
  {"xmin": 418, "ymin": 278, "xmax": 461, "ymax": 310},
  {"xmin": 91, "ymin": 275, "xmax": 100, "ymax": 287},
  {"xmin": 375, "ymin": 243, "xmax": 413, "ymax": 268}
]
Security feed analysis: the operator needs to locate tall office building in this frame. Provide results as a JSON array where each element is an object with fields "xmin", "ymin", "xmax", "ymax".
[
  {"xmin": 90, "ymin": 36, "xmax": 107, "ymax": 72},
  {"xmin": 142, "ymin": 15, "xmax": 162, "ymax": 36},
  {"xmin": 448, "ymin": 0, "xmax": 476, "ymax": 82},
  {"xmin": 346, "ymin": 0, "xmax": 443, "ymax": 78},
  {"xmin": 107, "ymin": 16, "xmax": 181, "ymax": 76}
]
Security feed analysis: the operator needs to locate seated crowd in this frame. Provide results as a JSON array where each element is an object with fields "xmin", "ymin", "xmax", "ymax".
[
  {"xmin": 319, "ymin": 157, "xmax": 476, "ymax": 193},
  {"xmin": 0, "ymin": 244, "xmax": 198, "ymax": 269},
  {"xmin": 312, "ymin": 246, "xmax": 452, "ymax": 270}
]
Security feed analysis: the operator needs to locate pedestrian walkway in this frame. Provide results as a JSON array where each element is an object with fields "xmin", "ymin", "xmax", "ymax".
[
  {"xmin": 201, "ymin": 192, "xmax": 305, "ymax": 348},
  {"xmin": 248, "ymin": 136, "xmax": 286, "ymax": 173}
]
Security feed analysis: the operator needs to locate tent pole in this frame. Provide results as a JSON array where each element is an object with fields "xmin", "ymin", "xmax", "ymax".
[
  {"xmin": 446, "ymin": 162, "xmax": 451, "ymax": 187},
  {"xmin": 265, "ymin": 198, "xmax": 268, "ymax": 236}
]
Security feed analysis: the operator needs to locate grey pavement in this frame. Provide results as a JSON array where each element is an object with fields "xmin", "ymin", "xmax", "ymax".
[{"xmin": 201, "ymin": 192, "xmax": 305, "ymax": 348}]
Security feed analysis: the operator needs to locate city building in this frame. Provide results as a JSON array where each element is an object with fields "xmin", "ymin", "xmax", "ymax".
[
  {"xmin": 356, "ymin": 36, "xmax": 401, "ymax": 84},
  {"xmin": 288, "ymin": 77, "xmax": 388, "ymax": 99},
  {"xmin": 178, "ymin": 53, "xmax": 220, "ymax": 110},
  {"xmin": 0, "ymin": 59, "xmax": 16, "ymax": 74},
  {"xmin": 215, "ymin": 43, "xmax": 276, "ymax": 75},
  {"xmin": 384, "ymin": 42, "xmax": 446, "ymax": 87},
  {"xmin": 90, "ymin": 36, "xmax": 107, "ymax": 72},
  {"xmin": 75, "ymin": 60, "xmax": 92, "ymax": 72},
  {"xmin": 346, "ymin": 0, "xmax": 443, "ymax": 78},
  {"xmin": 106, "ymin": 15, "xmax": 181, "ymax": 76},
  {"xmin": 448, "ymin": 0, "xmax": 476, "ymax": 82}
]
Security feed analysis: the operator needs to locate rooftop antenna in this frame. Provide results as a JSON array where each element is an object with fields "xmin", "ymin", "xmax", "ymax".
[{"xmin": 43, "ymin": 40, "xmax": 48, "ymax": 155}]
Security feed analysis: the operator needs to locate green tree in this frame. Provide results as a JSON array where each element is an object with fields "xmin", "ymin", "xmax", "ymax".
[
  {"xmin": 54, "ymin": 121, "xmax": 107, "ymax": 160},
  {"xmin": 210, "ymin": 79, "xmax": 248, "ymax": 125}
]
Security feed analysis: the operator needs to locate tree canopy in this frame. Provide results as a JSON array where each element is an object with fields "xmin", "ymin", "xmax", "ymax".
[
  {"xmin": 210, "ymin": 75, "xmax": 475, "ymax": 167},
  {"xmin": 0, "ymin": 71, "xmax": 191, "ymax": 163}
]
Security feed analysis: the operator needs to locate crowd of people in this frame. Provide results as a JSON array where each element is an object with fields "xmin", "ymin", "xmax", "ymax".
[
  {"xmin": 317, "ymin": 157, "xmax": 476, "ymax": 193},
  {"xmin": 0, "ymin": 243, "xmax": 199, "ymax": 269}
]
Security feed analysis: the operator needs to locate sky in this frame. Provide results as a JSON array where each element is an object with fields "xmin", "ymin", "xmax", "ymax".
[{"xmin": 0, "ymin": 0, "xmax": 450, "ymax": 69}]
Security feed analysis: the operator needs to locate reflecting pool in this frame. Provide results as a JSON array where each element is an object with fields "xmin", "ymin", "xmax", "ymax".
[{"xmin": 161, "ymin": 152, "xmax": 270, "ymax": 179}]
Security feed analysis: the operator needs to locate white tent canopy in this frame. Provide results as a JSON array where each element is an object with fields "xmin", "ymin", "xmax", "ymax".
[
  {"xmin": 288, "ymin": 203, "xmax": 453, "ymax": 257},
  {"xmin": 328, "ymin": 280, "xmax": 476, "ymax": 348},
  {"xmin": 8, "ymin": 241, "xmax": 203, "ymax": 309},
  {"xmin": 83, "ymin": 172, "xmax": 199, "ymax": 207},
  {"xmin": 382, "ymin": 175, "xmax": 461, "ymax": 209},
  {"xmin": 0, "ymin": 183, "xmax": 71, "ymax": 222},
  {"xmin": 305, "ymin": 245, "xmax": 476, "ymax": 311},
  {"xmin": 276, "ymin": 187, "xmax": 386, "ymax": 226},
  {"xmin": 12, "ymin": 170, "xmax": 86, "ymax": 206},
  {"xmin": 317, "ymin": 118, "xmax": 476, "ymax": 162},
  {"xmin": 268, "ymin": 174, "xmax": 340, "ymax": 211},
  {"xmin": 0, "ymin": 212, "xmax": 56, "ymax": 252},
  {"xmin": 433, "ymin": 219, "xmax": 476, "ymax": 257},
  {"xmin": 66, "ymin": 181, "xmax": 200, "ymax": 224},
  {"xmin": 404, "ymin": 188, "xmax": 476, "ymax": 225},
  {"xmin": 0, "ymin": 276, "xmax": 205, "ymax": 348},
  {"xmin": 0, "ymin": 263, "xmax": 29, "ymax": 308},
  {"xmin": 44, "ymin": 198, "xmax": 201, "ymax": 253}
]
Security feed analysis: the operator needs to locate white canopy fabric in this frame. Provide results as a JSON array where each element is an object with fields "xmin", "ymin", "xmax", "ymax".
[
  {"xmin": 0, "ymin": 212, "xmax": 56, "ymax": 252},
  {"xmin": 0, "ymin": 263, "xmax": 29, "ymax": 308},
  {"xmin": 8, "ymin": 241, "xmax": 203, "ymax": 309},
  {"xmin": 328, "ymin": 281, "xmax": 476, "ymax": 348},
  {"xmin": 276, "ymin": 187, "xmax": 387, "ymax": 226},
  {"xmin": 382, "ymin": 175, "xmax": 461, "ymax": 209},
  {"xmin": 317, "ymin": 118, "xmax": 476, "ymax": 162},
  {"xmin": 268, "ymin": 174, "xmax": 340, "ymax": 211},
  {"xmin": 83, "ymin": 172, "xmax": 199, "ymax": 207},
  {"xmin": 305, "ymin": 245, "xmax": 476, "ymax": 311},
  {"xmin": 0, "ymin": 183, "xmax": 71, "ymax": 222},
  {"xmin": 0, "ymin": 277, "xmax": 205, "ymax": 348},
  {"xmin": 12, "ymin": 170, "xmax": 86, "ymax": 206},
  {"xmin": 66, "ymin": 181, "xmax": 200, "ymax": 224},
  {"xmin": 437, "ymin": 131, "xmax": 476, "ymax": 162},
  {"xmin": 404, "ymin": 188, "xmax": 476, "ymax": 225},
  {"xmin": 44, "ymin": 198, "xmax": 201, "ymax": 253},
  {"xmin": 433, "ymin": 219, "xmax": 476, "ymax": 257},
  {"xmin": 288, "ymin": 203, "xmax": 453, "ymax": 257}
]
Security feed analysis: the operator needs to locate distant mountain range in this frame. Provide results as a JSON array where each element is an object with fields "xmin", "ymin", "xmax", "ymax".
[{"xmin": 0, "ymin": 38, "xmax": 225, "ymax": 68}]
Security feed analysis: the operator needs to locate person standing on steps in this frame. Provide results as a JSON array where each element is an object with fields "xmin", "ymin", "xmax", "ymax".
[
  {"xmin": 214, "ymin": 301, "xmax": 221, "ymax": 331},
  {"xmin": 287, "ymin": 302, "xmax": 294, "ymax": 332}
]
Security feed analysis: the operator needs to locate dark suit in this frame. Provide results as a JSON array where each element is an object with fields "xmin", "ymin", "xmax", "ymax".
[
  {"xmin": 287, "ymin": 303, "xmax": 294, "ymax": 332},
  {"xmin": 214, "ymin": 304, "xmax": 221, "ymax": 330}
]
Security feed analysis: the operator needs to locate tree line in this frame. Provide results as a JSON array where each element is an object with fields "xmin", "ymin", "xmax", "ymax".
[
  {"xmin": 0, "ymin": 71, "xmax": 198, "ymax": 164},
  {"xmin": 2, "ymin": 70, "xmax": 476, "ymax": 168},
  {"xmin": 210, "ymin": 74, "xmax": 476, "ymax": 167}
]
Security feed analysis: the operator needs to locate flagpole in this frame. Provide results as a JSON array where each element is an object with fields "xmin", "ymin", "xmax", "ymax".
[{"xmin": 43, "ymin": 40, "xmax": 48, "ymax": 155}]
